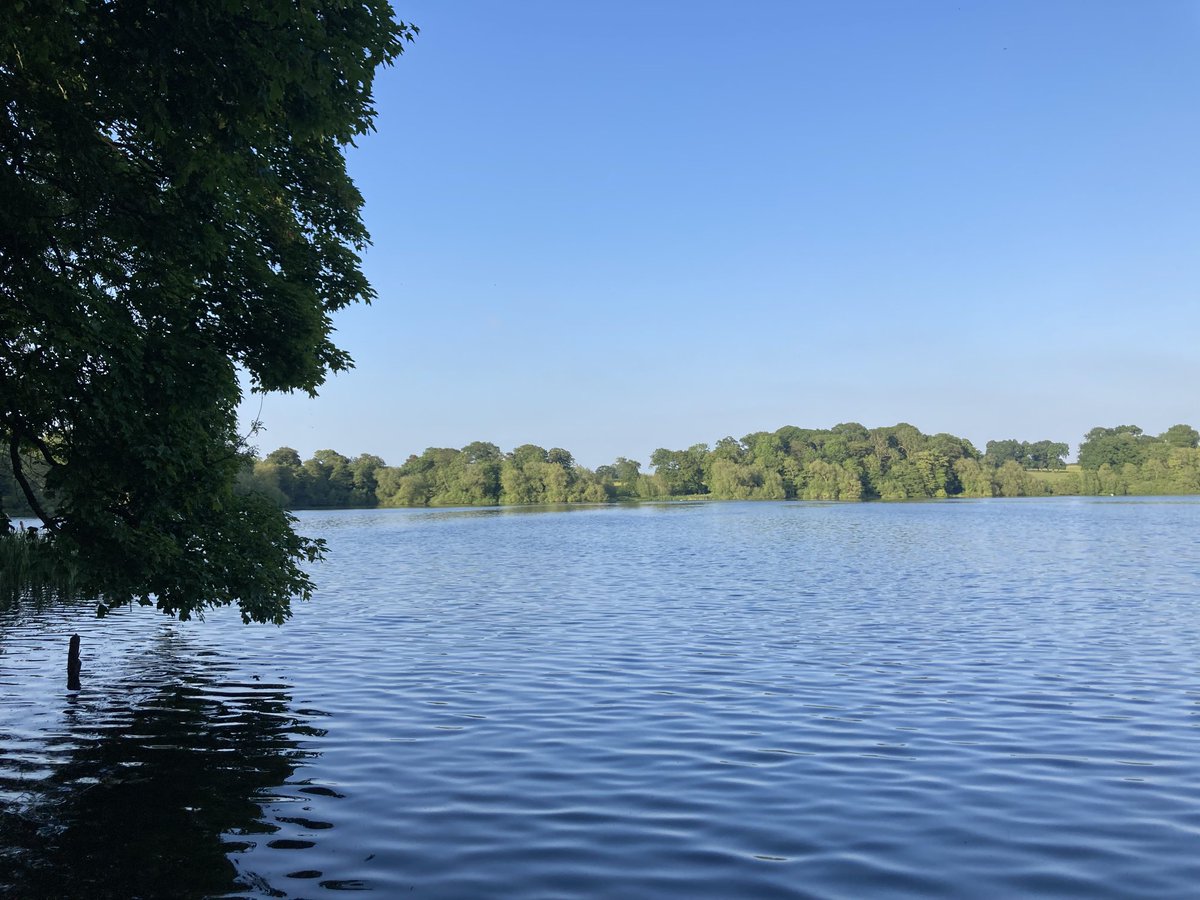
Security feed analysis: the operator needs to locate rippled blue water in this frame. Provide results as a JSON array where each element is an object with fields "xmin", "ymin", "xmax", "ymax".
[{"xmin": 3, "ymin": 498, "xmax": 1200, "ymax": 898}]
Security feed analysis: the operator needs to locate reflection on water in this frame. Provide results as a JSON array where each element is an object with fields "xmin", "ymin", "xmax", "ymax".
[
  {"xmin": 3, "ymin": 498, "xmax": 1200, "ymax": 898},
  {"xmin": 0, "ymin": 609, "xmax": 334, "ymax": 899}
]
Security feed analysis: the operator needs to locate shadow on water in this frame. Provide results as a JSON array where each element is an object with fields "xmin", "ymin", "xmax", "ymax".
[{"xmin": 0, "ymin": 638, "xmax": 333, "ymax": 899}]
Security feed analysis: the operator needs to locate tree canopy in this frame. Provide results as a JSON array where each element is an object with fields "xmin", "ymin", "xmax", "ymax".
[
  {"xmin": 15, "ymin": 419, "xmax": 1200, "ymax": 526},
  {"xmin": 984, "ymin": 439, "xmax": 1069, "ymax": 470},
  {"xmin": 238, "ymin": 421, "xmax": 1200, "ymax": 509},
  {"xmin": 1, "ymin": 2, "xmax": 415, "ymax": 620}
]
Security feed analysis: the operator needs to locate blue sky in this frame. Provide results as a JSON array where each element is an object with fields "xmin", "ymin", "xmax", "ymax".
[{"xmin": 240, "ymin": 1, "xmax": 1200, "ymax": 468}]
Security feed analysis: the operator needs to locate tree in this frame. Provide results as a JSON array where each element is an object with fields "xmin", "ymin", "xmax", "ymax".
[
  {"xmin": 1024, "ymin": 440, "xmax": 1069, "ymax": 470},
  {"xmin": 985, "ymin": 438, "xmax": 1068, "ymax": 470},
  {"xmin": 994, "ymin": 460, "xmax": 1035, "ymax": 497},
  {"xmin": 1, "ymin": 3, "xmax": 416, "ymax": 621},
  {"xmin": 801, "ymin": 460, "xmax": 841, "ymax": 500},
  {"xmin": 984, "ymin": 439, "xmax": 1025, "ymax": 468},
  {"xmin": 1078, "ymin": 426, "xmax": 1146, "ymax": 470},
  {"xmin": 510, "ymin": 444, "xmax": 549, "ymax": 468},
  {"xmin": 927, "ymin": 433, "xmax": 980, "ymax": 464},
  {"xmin": 707, "ymin": 458, "xmax": 756, "ymax": 499},
  {"xmin": 376, "ymin": 466, "xmax": 431, "ymax": 507},
  {"xmin": 304, "ymin": 449, "xmax": 355, "ymax": 506},
  {"xmin": 499, "ymin": 458, "xmax": 539, "ymax": 505},
  {"xmin": 711, "ymin": 436, "xmax": 746, "ymax": 464},
  {"xmin": 1160, "ymin": 424, "xmax": 1200, "ymax": 449},
  {"xmin": 913, "ymin": 450, "xmax": 951, "ymax": 497},
  {"xmin": 650, "ymin": 445, "xmax": 708, "ymax": 496},
  {"xmin": 349, "ymin": 453, "xmax": 386, "ymax": 506},
  {"xmin": 599, "ymin": 457, "xmax": 641, "ymax": 499},
  {"xmin": 252, "ymin": 447, "xmax": 309, "ymax": 507},
  {"xmin": 613, "ymin": 457, "xmax": 642, "ymax": 484},
  {"xmin": 953, "ymin": 458, "xmax": 995, "ymax": 497},
  {"xmin": 547, "ymin": 447, "xmax": 575, "ymax": 470}
]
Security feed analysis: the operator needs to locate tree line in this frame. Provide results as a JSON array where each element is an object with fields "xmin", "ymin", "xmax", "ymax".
[
  {"xmin": 7, "ymin": 422, "xmax": 1199, "ymax": 521},
  {"xmin": 206, "ymin": 422, "xmax": 1200, "ymax": 510}
]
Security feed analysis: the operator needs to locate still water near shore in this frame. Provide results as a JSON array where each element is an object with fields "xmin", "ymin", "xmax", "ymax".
[{"xmin": 2, "ymin": 498, "xmax": 1200, "ymax": 898}]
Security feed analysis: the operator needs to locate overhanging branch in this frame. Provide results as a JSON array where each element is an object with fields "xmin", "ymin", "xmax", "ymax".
[{"xmin": 7, "ymin": 427, "xmax": 57, "ymax": 532}]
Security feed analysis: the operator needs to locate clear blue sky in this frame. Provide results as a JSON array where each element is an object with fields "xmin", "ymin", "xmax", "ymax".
[{"xmin": 239, "ymin": 1, "xmax": 1200, "ymax": 468}]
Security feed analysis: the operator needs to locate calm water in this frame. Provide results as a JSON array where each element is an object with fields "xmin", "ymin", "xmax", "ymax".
[{"xmin": 2, "ymin": 498, "xmax": 1200, "ymax": 898}]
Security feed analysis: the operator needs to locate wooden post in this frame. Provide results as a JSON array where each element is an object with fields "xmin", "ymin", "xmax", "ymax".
[{"xmin": 67, "ymin": 634, "xmax": 81, "ymax": 690}]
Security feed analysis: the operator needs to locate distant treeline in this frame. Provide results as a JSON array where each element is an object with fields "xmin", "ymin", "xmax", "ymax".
[
  {"xmin": 5, "ymin": 423, "xmax": 1196, "ymax": 519},
  {"xmin": 225, "ymin": 423, "xmax": 1200, "ymax": 509}
]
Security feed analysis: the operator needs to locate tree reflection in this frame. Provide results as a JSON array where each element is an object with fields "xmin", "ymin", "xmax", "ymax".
[{"xmin": 0, "ymin": 655, "xmax": 328, "ymax": 899}]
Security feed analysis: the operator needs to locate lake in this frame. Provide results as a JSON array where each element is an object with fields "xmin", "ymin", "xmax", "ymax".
[{"xmin": 2, "ymin": 498, "xmax": 1200, "ymax": 898}]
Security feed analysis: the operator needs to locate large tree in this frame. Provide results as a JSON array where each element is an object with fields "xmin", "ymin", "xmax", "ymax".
[
  {"xmin": 1077, "ymin": 426, "xmax": 1146, "ymax": 471},
  {"xmin": 1, "ymin": 2, "xmax": 415, "ymax": 621}
]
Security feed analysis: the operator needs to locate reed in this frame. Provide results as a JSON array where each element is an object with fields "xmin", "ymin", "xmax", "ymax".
[{"xmin": 0, "ymin": 528, "xmax": 81, "ymax": 609}]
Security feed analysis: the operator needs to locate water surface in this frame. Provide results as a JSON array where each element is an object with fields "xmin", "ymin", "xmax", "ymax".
[{"xmin": 2, "ymin": 498, "xmax": 1199, "ymax": 897}]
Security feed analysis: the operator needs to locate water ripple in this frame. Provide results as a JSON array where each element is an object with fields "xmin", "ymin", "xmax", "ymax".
[{"xmin": 2, "ymin": 498, "xmax": 1200, "ymax": 897}]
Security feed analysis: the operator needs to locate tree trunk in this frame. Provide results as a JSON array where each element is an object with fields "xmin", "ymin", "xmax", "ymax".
[{"xmin": 67, "ymin": 634, "xmax": 81, "ymax": 690}]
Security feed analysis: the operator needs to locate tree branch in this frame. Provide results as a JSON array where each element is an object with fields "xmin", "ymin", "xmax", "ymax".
[
  {"xmin": 25, "ymin": 428, "xmax": 62, "ymax": 471},
  {"xmin": 7, "ymin": 428, "xmax": 57, "ymax": 533}
]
